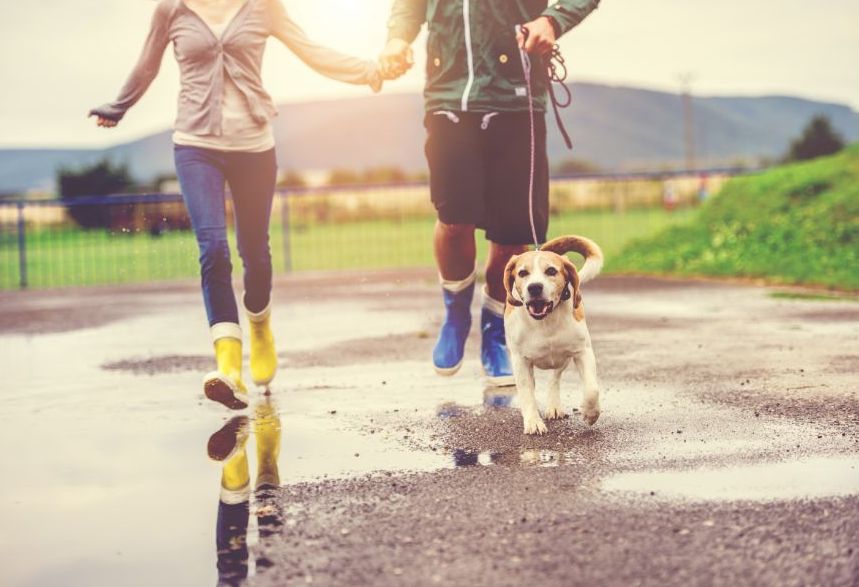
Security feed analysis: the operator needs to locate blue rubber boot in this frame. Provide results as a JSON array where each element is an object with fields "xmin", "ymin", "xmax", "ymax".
[
  {"xmin": 481, "ymin": 293, "xmax": 514, "ymax": 387},
  {"xmin": 432, "ymin": 281, "xmax": 475, "ymax": 376}
]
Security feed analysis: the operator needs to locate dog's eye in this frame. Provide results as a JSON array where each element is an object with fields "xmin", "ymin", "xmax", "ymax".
[
  {"xmin": 545, "ymin": 267, "xmax": 558, "ymax": 276},
  {"xmin": 518, "ymin": 269, "xmax": 529, "ymax": 278}
]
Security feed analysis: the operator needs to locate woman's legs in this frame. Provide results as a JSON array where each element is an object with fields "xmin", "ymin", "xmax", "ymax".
[
  {"xmin": 224, "ymin": 148, "xmax": 277, "ymax": 314},
  {"xmin": 175, "ymin": 145, "xmax": 248, "ymax": 407},
  {"xmin": 174, "ymin": 145, "xmax": 239, "ymax": 326},
  {"xmin": 224, "ymin": 148, "xmax": 279, "ymax": 386}
]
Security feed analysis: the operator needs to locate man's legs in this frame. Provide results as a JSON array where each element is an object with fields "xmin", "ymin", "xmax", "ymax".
[
  {"xmin": 425, "ymin": 110, "xmax": 485, "ymax": 376},
  {"xmin": 485, "ymin": 242, "xmax": 528, "ymax": 303},
  {"xmin": 432, "ymin": 222, "xmax": 524, "ymax": 385},
  {"xmin": 434, "ymin": 220, "xmax": 476, "ymax": 280},
  {"xmin": 479, "ymin": 242, "xmax": 524, "ymax": 386},
  {"xmin": 481, "ymin": 112, "xmax": 549, "ymax": 386},
  {"xmin": 432, "ymin": 220, "xmax": 477, "ymax": 375}
]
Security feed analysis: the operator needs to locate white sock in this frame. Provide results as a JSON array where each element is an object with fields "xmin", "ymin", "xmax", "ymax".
[
  {"xmin": 211, "ymin": 322, "xmax": 242, "ymax": 343},
  {"xmin": 440, "ymin": 267, "xmax": 477, "ymax": 294},
  {"xmin": 482, "ymin": 285, "xmax": 505, "ymax": 317}
]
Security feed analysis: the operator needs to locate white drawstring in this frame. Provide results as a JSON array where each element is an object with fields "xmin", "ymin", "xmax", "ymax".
[
  {"xmin": 433, "ymin": 110, "xmax": 461, "ymax": 124},
  {"xmin": 480, "ymin": 112, "xmax": 499, "ymax": 130},
  {"xmin": 516, "ymin": 25, "xmax": 540, "ymax": 251},
  {"xmin": 433, "ymin": 110, "xmax": 498, "ymax": 130}
]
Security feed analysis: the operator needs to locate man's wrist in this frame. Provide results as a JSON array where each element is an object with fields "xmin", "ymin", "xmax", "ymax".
[{"xmin": 542, "ymin": 15, "xmax": 561, "ymax": 39}]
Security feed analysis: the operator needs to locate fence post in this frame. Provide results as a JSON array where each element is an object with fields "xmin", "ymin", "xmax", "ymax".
[
  {"xmin": 16, "ymin": 201, "xmax": 28, "ymax": 289},
  {"xmin": 280, "ymin": 191, "xmax": 292, "ymax": 273}
]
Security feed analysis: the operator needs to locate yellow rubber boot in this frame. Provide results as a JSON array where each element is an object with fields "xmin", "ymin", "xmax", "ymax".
[
  {"xmin": 204, "ymin": 323, "xmax": 249, "ymax": 410},
  {"xmin": 220, "ymin": 444, "xmax": 251, "ymax": 504},
  {"xmin": 254, "ymin": 397, "xmax": 281, "ymax": 489},
  {"xmin": 244, "ymin": 297, "xmax": 277, "ymax": 386}
]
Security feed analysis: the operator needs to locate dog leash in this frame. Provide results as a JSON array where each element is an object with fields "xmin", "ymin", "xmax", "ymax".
[{"xmin": 517, "ymin": 25, "xmax": 574, "ymax": 251}]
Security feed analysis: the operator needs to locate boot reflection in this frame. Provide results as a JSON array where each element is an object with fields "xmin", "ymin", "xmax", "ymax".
[
  {"xmin": 482, "ymin": 385, "xmax": 516, "ymax": 409},
  {"xmin": 254, "ymin": 397, "xmax": 281, "ymax": 491},
  {"xmin": 211, "ymin": 397, "xmax": 282, "ymax": 586},
  {"xmin": 253, "ymin": 396, "xmax": 282, "ymax": 547}
]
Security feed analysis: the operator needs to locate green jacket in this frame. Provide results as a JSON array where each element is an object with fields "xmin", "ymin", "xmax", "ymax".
[{"xmin": 388, "ymin": 0, "xmax": 600, "ymax": 113}]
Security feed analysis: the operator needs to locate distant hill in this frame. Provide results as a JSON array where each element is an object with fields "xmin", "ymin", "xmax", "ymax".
[
  {"xmin": 0, "ymin": 149, "xmax": 102, "ymax": 194},
  {"xmin": 2, "ymin": 82, "xmax": 858, "ymax": 193}
]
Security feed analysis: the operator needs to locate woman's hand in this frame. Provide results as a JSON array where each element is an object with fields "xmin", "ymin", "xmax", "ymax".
[{"xmin": 369, "ymin": 68, "xmax": 383, "ymax": 93}]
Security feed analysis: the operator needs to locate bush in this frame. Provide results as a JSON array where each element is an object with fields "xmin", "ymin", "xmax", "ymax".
[
  {"xmin": 785, "ymin": 115, "xmax": 845, "ymax": 162},
  {"xmin": 58, "ymin": 159, "xmax": 134, "ymax": 229},
  {"xmin": 326, "ymin": 166, "xmax": 419, "ymax": 186},
  {"xmin": 553, "ymin": 158, "xmax": 600, "ymax": 176},
  {"xmin": 278, "ymin": 170, "xmax": 307, "ymax": 189}
]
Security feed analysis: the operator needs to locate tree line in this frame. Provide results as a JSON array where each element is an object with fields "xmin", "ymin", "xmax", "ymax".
[{"xmin": 56, "ymin": 115, "xmax": 847, "ymax": 230}]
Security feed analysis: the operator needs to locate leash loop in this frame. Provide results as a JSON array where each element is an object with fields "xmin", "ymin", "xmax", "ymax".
[{"xmin": 545, "ymin": 44, "xmax": 573, "ymax": 150}]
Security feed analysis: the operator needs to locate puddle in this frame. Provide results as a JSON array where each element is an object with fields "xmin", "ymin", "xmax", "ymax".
[
  {"xmin": 449, "ymin": 449, "xmax": 592, "ymax": 469},
  {"xmin": 0, "ymin": 354, "xmax": 483, "ymax": 587},
  {"xmin": 603, "ymin": 456, "xmax": 859, "ymax": 502},
  {"xmin": 4, "ymin": 283, "xmax": 859, "ymax": 586}
]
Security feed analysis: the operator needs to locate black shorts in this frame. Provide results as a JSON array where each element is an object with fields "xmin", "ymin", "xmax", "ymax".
[{"xmin": 424, "ymin": 111, "xmax": 549, "ymax": 245}]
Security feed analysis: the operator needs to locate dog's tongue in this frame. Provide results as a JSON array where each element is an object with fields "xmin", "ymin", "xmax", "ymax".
[{"xmin": 527, "ymin": 301, "xmax": 551, "ymax": 319}]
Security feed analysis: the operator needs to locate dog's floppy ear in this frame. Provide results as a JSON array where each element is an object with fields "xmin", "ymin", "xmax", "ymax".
[
  {"xmin": 503, "ymin": 255, "xmax": 523, "ymax": 307},
  {"xmin": 562, "ymin": 257, "xmax": 582, "ymax": 308}
]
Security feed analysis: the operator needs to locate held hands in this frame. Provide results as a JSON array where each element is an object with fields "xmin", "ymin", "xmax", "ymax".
[
  {"xmin": 379, "ymin": 38, "xmax": 414, "ymax": 81},
  {"xmin": 516, "ymin": 16, "xmax": 556, "ymax": 56}
]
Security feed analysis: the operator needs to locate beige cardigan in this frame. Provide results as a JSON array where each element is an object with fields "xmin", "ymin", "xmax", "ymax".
[{"xmin": 91, "ymin": 0, "xmax": 380, "ymax": 136}]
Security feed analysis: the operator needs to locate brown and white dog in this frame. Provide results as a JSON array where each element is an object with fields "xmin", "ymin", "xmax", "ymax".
[{"xmin": 503, "ymin": 235, "xmax": 604, "ymax": 435}]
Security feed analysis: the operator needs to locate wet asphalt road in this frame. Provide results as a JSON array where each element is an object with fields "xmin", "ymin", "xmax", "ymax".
[{"xmin": 2, "ymin": 271, "xmax": 858, "ymax": 586}]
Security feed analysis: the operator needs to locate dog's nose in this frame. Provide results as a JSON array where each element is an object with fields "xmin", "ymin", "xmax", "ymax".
[{"xmin": 527, "ymin": 283, "xmax": 543, "ymax": 296}]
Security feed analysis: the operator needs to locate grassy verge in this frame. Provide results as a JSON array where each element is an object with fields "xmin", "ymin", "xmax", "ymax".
[
  {"xmin": 767, "ymin": 291, "xmax": 858, "ymax": 302},
  {"xmin": 610, "ymin": 144, "xmax": 859, "ymax": 290},
  {"xmin": 1, "ymin": 206, "xmax": 696, "ymax": 290}
]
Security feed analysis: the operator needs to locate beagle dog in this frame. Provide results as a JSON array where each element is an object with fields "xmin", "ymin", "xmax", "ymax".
[{"xmin": 503, "ymin": 235, "xmax": 604, "ymax": 435}]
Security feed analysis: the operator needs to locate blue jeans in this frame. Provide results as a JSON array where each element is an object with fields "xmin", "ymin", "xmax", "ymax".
[{"xmin": 174, "ymin": 145, "xmax": 277, "ymax": 326}]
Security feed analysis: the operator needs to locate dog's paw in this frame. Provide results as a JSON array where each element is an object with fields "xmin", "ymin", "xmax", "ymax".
[
  {"xmin": 523, "ymin": 414, "xmax": 548, "ymax": 435},
  {"xmin": 581, "ymin": 403, "xmax": 600, "ymax": 426},
  {"xmin": 544, "ymin": 405, "xmax": 567, "ymax": 420}
]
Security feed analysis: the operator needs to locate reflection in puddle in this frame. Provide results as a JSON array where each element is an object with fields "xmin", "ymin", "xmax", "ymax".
[
  {"xmin": 210, "ymin": 396, "xmax": 283, "ymax": 586},
  {"xmin": 451, "ymin": 449, "xmax": 577, "ymax": 469},
  {"xmin": 603, "ymin": 456, "xmax": 859, "ymax": 502},
  {"xmin": 482, "ymin": 386, "xmax": 516, "ymax": 409},
  {"xmin": 520, "ymin": 450, "xmax": 565, "ymax": 468}
]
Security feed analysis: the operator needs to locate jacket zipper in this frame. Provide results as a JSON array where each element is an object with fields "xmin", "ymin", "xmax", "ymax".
[{"xmin": 460, "ymin": 0, "xmax": 475, "ymax": 112}]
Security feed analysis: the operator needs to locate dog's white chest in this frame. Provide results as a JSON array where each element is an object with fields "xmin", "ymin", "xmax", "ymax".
[{"xmin": 505, "ymin": 306, "xmax": 589, "ymax": 370}]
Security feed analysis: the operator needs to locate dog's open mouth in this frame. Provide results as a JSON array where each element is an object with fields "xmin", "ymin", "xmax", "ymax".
[{"xmin": 526, "ymin": 300, "xmax": 554, "ymax": 320}]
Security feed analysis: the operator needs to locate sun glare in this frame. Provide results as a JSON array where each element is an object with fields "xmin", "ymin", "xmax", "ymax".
[{"xmin": 290, "ymin": 1, "xmax": 390, "ymax": 54}]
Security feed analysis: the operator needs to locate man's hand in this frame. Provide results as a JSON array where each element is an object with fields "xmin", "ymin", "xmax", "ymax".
[
  {"xmin": 516, "ymin": 16, "xmax": 556, "ymax": 56},
  {"xmin": 91, "ymin": 114, "xmax": 117, "ymax": 128},
  {"xmin": 379, "ymin": 38, "xmax": 414, "ymax": 80}
]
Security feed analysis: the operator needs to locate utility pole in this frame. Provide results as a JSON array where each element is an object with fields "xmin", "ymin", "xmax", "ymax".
[{"xmin": 678, "ymin": 72, "xmax": 696, "ymax": 171}]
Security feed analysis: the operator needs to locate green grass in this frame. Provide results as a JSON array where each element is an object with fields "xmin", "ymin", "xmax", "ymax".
[
  {"xmin": 611, "ymin": 144, "xmax": 859, "ymax": 290},
  {"xmin": 767, "ymin": 291, "xmax": 858, "ymax": 302},
  {"xmin": 0, "ymin": 206, "xmax": 696, "ymax": 290}
]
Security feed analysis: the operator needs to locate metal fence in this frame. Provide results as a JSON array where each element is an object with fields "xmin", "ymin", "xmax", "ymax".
[{"xmin": 0, "ymin": 168, "xmax": 745, "ymax": 290}]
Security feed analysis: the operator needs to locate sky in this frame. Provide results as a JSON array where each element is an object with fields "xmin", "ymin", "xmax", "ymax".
[{"xmin": 1, "ymin": 0, "xmax": 857, "ymax": 148}]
